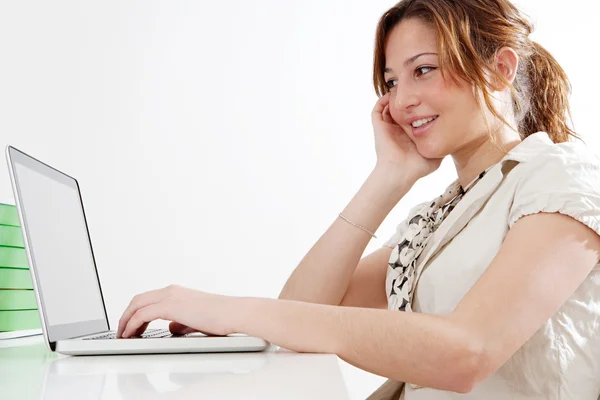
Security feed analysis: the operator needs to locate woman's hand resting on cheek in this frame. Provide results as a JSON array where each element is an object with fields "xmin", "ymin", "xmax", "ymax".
[
  {"xmin": 372, "ymin": 92, "xmax": 443, "ymax": 181},
  {"xmin": 116, "ymin": 284, "xmax": 242, "ymax": 338}
]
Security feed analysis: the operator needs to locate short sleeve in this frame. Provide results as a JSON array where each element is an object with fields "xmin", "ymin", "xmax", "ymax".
[
  {"xmin": 508, "ymin": 145, "xmax": 600, "ymax": 236},
  {"xmin": 382, "ymin": 200, "xmax": 430, "ymax": 249}
]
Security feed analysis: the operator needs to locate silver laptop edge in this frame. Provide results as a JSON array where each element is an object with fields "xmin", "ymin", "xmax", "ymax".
[
  {"xmin": 6, "ymin": 145, "xmax": 64, "ymax": 352},
  {"xmin": 5, "ymin": 145, "xmax": 269, "ymax": 355}
]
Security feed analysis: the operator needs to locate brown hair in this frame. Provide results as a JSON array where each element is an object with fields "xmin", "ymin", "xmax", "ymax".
[{"xmin": 372, "ymin": 0, "xmax": 582, "ymax": 148}]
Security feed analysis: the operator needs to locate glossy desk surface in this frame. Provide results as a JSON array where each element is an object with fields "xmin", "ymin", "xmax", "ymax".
[{"xmin": 0, "ymin": 335, "xmax": 350, "ymax": 399}]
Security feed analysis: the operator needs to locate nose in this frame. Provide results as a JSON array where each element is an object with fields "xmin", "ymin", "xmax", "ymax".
[{"xmin": 392, "ymin": 85, "xmax": 420, "ymax": 113}]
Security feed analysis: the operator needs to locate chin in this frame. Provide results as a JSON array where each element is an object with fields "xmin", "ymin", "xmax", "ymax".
[{"xmin": 415, "ymin": 140, "xmax": 447, "ymax": 159}]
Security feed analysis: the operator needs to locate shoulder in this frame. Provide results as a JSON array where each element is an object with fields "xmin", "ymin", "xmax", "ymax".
[
  {"xmin": 508, "ymin": 140, "xmax": 600, "ymax": 235},
  {"xmin": 522, "ymin": 140, "xmax": 600, "ymax": 176},
  {"xmin": 513, "ymin": 140, "xmax": 600, "ymax": 196}
]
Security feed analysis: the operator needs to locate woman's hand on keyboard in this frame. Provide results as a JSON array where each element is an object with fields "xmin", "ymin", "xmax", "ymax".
[{"xmin": 116, "ymin": 284, "xmax": 242, "ymax": 339}]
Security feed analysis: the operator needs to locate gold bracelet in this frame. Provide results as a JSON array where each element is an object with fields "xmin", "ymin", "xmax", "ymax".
[{"xmin": 338, "ymin": 213, "xmax": 377, "ymax": 238}]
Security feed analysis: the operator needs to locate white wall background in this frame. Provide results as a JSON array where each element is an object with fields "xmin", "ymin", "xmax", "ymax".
[{"xmin": 0, "ymin": 1, "xmax": 597, "ymax": 398}]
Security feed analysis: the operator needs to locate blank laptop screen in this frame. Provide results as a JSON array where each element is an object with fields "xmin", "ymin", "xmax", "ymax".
[{"xmin": 10, "ymin": 148, "xmax": 108, "ymax": 342}]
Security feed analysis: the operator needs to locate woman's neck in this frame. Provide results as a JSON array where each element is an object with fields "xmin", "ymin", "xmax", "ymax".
[{"xmin": 452, "ymin": 129, "xmax": 522, "ymax": 189}]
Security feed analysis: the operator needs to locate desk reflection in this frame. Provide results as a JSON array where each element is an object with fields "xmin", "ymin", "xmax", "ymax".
[
  {"xmin": 40, "ymin": 346, "xmax": 349, "ymax": 399},
  {"xmin": 0, "ymin": 337, "xmax": 349, "ymax": 400}
]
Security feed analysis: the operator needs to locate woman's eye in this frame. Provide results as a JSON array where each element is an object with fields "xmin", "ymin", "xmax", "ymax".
[
  {"xmin": 415, "ymin": 66, "xmax": 435, "ymax": 76},
  {"xmin": 385, "ymin": 79, "xmax": 397, "ymax": 89},
  {"xmin": 385, "ymin": 66, "xmax": 436, "ymax": 89}
]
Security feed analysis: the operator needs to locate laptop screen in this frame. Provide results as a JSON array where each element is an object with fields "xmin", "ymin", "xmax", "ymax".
[{"xmin": 7, "ymin": 147, "xmax": 108, "ymax": 342}]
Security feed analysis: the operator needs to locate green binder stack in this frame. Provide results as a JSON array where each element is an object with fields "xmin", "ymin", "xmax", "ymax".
[{"xmin": 0, "ymin": 203, "xmax": 41, "ymax": 334}]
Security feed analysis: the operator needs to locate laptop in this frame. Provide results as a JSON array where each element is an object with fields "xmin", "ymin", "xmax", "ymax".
[{"xmin": 5, "ymin": 145, "xmax": 270, "ymax": 355}]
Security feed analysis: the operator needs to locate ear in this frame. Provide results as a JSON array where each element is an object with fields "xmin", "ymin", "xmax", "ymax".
[{"xmin": 489, "ymin": 46, "xmax": 519, "ymax": 91}]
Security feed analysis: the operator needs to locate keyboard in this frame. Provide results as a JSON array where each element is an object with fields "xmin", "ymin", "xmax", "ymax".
[{"xmin": 82, "ymin": 328, "xmax": 173, "ymax": 340}]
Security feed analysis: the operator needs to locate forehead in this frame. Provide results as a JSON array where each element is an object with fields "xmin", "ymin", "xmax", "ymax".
[{"xmin": 384, "ymin": 18, "xmax": 438, "ymax": 68}]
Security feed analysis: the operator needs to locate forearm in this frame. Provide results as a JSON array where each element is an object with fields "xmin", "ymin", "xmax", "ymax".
[
  {"xmin": 236, "ymin": 297, "xmax": 478, "ymax": 393},
  {"xmin": 278, "ymin": 165, "xmax": 414, "ymax": 305}
]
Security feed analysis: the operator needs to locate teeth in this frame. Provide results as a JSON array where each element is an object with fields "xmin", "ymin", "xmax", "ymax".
[{"xmin": 411, "ymin": 116, "xmax": 437, "ymax": 128}]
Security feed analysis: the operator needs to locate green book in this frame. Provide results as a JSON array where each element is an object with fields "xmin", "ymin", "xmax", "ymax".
[
  {"xmin": 0, "ymin": 310, "xmax": 41, "ymax": 331},
  {"xmin": 0, "ymin": 246, "xmax": 29, "ymax": 269},
  {"xmin": 0, "ymin": 225, "xmax": 24, "ymax": 248},
  {"xmin": 0, "ymin": 290, "xmax": 37, "ymax": 310},
  {"xmin": 0, "ymin": 203, "xmax": 20, "ymax": 227},
  {"xmin": 0, "ymin": 268, "xmax": 33, "ymax": 289}
]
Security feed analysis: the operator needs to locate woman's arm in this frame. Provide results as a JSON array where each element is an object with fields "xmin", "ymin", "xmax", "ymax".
[
  {"xmin": 338, "ymin": 246, "xmax": 391, "ymax": 308},
  {"xmin": 237, "ymin": 212, "xmax": 600, "ymax": 394},
  {"xmin": 278, "ymin": 165, "xmax": 414, "ymax": 306},
  {"xmin": 237, "ymin": 297, "xmax": 477, "ymax": 394}
]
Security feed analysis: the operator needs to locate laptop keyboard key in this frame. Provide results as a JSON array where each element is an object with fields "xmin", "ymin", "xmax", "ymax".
[{"xmin": 83, "ymin": 328, "xmax": 172, "ymax": 340}]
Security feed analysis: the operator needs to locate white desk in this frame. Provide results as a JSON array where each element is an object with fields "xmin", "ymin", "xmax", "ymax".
[{"xmin": 0, "ymin": 335, "xmax": 351, "ymax": 399}]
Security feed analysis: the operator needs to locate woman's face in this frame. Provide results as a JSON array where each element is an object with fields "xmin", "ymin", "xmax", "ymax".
[{"xmin": 383, "ymin": 18, "xmax": 491, "ymax": 159}]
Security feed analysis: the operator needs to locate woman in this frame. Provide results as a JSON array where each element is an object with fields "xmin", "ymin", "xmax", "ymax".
[{"xmin": 116, "ymin": 0, "xmax": 600, "ymax": 398}]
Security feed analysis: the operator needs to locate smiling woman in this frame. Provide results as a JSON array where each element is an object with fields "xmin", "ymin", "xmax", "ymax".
[{"xmin": 363, "ymin": 0, "xmax": 600, "ymax": 399}]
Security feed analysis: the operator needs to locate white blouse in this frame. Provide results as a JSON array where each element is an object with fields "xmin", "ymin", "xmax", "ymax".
[{"xmin": 380, "ymin": 131, "xmax": 600, "ymax": 399}]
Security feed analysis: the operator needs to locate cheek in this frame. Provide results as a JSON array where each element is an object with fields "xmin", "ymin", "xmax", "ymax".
[
  {"xmin": 424, "ymin": 79, "xmax": 453, "ymax": 112},
  {"xmin": 389, "ymin": 105, "xmax": 401, "ymax": 122},
  {"xmin": 434, "ymin": 83, "xmax": 479, "ymax": 128}
]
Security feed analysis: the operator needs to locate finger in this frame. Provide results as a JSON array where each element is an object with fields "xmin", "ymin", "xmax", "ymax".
[
  {"xmin": 122, "ymin": 303, "xmax": 167, "ymax": 338},
  {"xmin": 117, "ymin": 287, "xmax": 169, "ymax": 338},
  {"xmin": 169, "ymin": 321, "xmax": 198, "ymax": 335},
  {"xmin": 130, "ymin": 322, "xmax": 150, "ymax": 338},
  {"xmin": 372, "ymin": 92, "xmax": 391, "ymax": 118},
  {"xmin": 117, "ymin": 294, "xmax": 155, "ymax": 338},
  {"xmin": 382, "ymin": 104, "xmax": 393, "ymax": 124}
]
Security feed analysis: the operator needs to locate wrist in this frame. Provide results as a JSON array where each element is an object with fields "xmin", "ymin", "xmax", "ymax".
[
  {"xmin": 371, "ymin": 163, "xmax": 417, "ymax": 194},
  {"xmin": 230, "ymin": 296, "xmax": 258, "ymax": 334}
]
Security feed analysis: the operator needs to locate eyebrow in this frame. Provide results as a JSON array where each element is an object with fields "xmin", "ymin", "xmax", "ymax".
[{"xmin": 384, "ymin": 52, "xmax": 438, "ymax": 74}]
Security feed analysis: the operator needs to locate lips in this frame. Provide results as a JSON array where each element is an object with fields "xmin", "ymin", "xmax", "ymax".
[
  {"xmin": 410, "ymin": 115, "xmax": 438, "ymax": 129},
  {"xmin": 410, "ymin": 115, "xmax": 439, "ymax": 137}
]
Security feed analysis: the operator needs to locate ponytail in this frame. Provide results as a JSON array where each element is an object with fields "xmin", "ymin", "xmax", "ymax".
[{"xmin": 518, "ymin": 40, "xmax": 581, "ymax": 144}]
